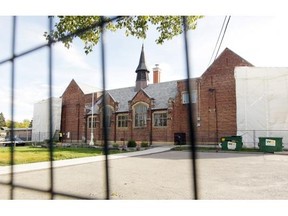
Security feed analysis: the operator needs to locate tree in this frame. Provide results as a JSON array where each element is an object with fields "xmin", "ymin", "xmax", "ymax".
[
  {"xmin": 29, "ymin": 119, "xmax": 33, "ymax": 128},
  {"xmin": 6, "ymin": 119, "xmax": 31, "ymax": 128},
  {"xmin": 0, "ymin": 112, "xmax": 6, "ymax": 127},
  {"xmin": 19, "ymin": 119, "xmax": 31, "ymax": 128},
  {"xmin": 6, "ymin": 120, "xmax": 13, "ymax": 128},
  {"xmin": 46, "ymin": 16, "xmax": 203, "ymax": 54}
]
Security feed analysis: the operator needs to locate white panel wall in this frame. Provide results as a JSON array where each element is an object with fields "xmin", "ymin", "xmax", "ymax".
[
  {"xmin": 235, "ymin": 67, "xmax": 288, "ymax": 148},
  {"xmin": 32, "ymin": 97, "xmax": 62, "ymax": 142}
]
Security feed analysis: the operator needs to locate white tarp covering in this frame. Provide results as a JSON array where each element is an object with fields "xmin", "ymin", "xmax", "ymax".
[
  {"xmin": 32, "ymin": 97, "xmax": 62, "ymax": 142},
  {"xmin": 235, "ymin": 67, "xmax": 288, "ymax": 148}
]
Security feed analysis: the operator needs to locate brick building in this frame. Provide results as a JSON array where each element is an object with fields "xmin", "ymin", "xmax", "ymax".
[
  {"xmin": 60, "ymin": 46, "xmax": 253, "ymax": 145},
  {"xmin": 196, "ymin": 48, "xmax": 253, "ymax": 143}
]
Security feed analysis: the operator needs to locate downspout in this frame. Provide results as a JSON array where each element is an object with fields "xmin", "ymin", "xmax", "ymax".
[
  {"xmin": 114, "ymin": 112, "xmax": 117, "ymax": 143},
  {"xmin": 197, "ymin": 79, "xmax": 201, "ymax": 123},
  {"xmin": 214, "ymin": 89, "xmax": 219, "ymax": 143},
  {"xmin": 84, "ymin": 115, "xmax": 87, "ymax": 144},
  {"xmin": 150, "ymin": 109, "xmax": 153, "ymax": 146},
  {"xmin": 77, "ymin": 104, "xmax": 80, "ymax": 142}
]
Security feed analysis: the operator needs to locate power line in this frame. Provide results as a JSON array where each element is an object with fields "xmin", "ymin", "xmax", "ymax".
[
  {"xmin": 214, "ymin": 16, "xmax": 231, "ymax": 59},
  {"xmin": 208, "ymin": 16, "xmax": 227, "ymax": 66},
  {"xmin": 208, "ymin": 16, "xmax": 231, "ymax": 67}
]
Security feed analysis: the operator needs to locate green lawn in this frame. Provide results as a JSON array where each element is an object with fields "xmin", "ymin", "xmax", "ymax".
[{"xmin": 0, "ymin": 146, "xmax": 121, "ymax": 166}]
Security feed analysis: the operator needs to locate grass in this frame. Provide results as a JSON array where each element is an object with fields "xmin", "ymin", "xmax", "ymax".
[{"xmin": 0, "ymin": 146, "xmax": 123, "ymax": 166}]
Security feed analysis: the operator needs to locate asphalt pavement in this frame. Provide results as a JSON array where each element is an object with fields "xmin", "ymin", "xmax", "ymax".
[{"xmin": 2, "ymin": 147, "xmax": 288, "ymax": 199}]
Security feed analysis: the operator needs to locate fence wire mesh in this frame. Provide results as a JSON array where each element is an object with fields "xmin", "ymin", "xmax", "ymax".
[{"xmin": 0, "ymin": 16, "xmax": 198, "ymax": 200}]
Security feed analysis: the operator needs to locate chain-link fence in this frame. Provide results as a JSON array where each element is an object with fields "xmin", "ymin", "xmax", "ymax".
[
  {"xmin": 196, "ymin": 129, "xmax": 288, "ymax": 149},
  {"xmin": 0, "ymin": 16, "xmax": 198, "ymax": 200},
  {"xmin": 237, "ymin": 130, "xmax": 288, "ymax": 149}
]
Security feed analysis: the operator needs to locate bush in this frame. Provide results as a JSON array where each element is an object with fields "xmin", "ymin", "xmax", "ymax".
[
  {"xmin": 127, "ymin": 140, "xmax": 136, "ymax": 148},
  {"xmin": 141, "ymin": 141, "xmax": 149, "ymax": 148},
  {"xmin": 112, "ymin": 143, "xmax": 119, "ymax": 148}
]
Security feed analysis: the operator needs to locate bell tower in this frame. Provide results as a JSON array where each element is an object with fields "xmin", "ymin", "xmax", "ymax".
[{"xmin": 135, "ymin": 44, "xmax": 149, "ymax": 91}]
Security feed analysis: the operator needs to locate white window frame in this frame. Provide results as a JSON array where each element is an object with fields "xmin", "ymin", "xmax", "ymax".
[
  {"xmin": 133, "ymin": 103, "xmax": 148, "ymax": 128},
  {"xmin": 182, "ymin": 90, "xmax": 197, "ymax": 104},
  {"xmin": 153, "ymin": 111, "xmax": 167, "ymax": 128},
  {"xmin": 117, "ymin": 114, "xmax": 128, "ymax": 128},
  {"xmin": 88, "ymin": 116, "xmax": 96, "ymax": 129}
]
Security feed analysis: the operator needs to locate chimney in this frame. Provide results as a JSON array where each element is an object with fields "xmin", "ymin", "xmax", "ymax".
[{"xmin": 153, "ymin": 64, "xmax": 161, "ymax": 84}]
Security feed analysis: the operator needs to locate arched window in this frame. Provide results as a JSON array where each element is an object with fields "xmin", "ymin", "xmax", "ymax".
[{"xmin": 134, "ymin": 103, "xmax": 147, "ymax": 127}]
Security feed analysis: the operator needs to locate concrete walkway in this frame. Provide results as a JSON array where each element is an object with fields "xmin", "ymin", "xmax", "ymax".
[{"xmin": 0, "ymin": 146, "xmax": 173, "ymax": 175}]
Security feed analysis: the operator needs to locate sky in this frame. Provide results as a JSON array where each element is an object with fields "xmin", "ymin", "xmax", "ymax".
[
  {"xmin": 1, "ymin": 2, "xmax": 288, "ymax": 122},
  {"xmin": 1, "ymin": 1, "xmax": 288, "ymax": 214}
]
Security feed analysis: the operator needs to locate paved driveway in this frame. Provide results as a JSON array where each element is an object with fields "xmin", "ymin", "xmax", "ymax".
[{"xmin": 1, "ymin": 151, "xmax": 288, "ymax": 199}]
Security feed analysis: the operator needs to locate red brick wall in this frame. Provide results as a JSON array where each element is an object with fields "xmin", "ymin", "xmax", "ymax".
[
  {"xmin": 86, "ymin": 94, "xmax": 117, "ymax": 144},
  {"xmin": 61, "ymin": 80, "xmax": 86, "ymax": 142},
  {"xmin": 172, "ymin": 79, "xmax": 198, "ymax": 144},
  {"xmin": 197, "ymin": 48, "xmax": 253, "ymax": 143},
  {"xmin": 61, "ymin": 48, "xmax": 253, "ymax": 145}
]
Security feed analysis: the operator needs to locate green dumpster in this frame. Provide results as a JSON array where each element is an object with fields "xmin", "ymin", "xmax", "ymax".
[
  {"xmin": 258, "ymin": 137, "xmax": 283, "ymax": 153},
  {"xmin": 220, "ymin": 136, "xmax": 243, "ymax": 151}
]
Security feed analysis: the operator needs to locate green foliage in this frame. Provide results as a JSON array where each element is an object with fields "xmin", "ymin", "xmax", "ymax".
[
  {"xmin": 141, "ymin": 141, "xmax": 149, "ymax": 148},
  {"xmin": 29, "ymin": 119, "xmax": 33, "ymax": 128},
  {"xmin": 127, "ymin": 140, "xmax": 137, "ymax": 148},
  {"xmin": 46, "ymin": 16, "xmax": 203, "ymax": 54},
  {"xmin": 0, "ymin": 112, "xmax": 6, "ymax": 127},
  {"xmin": 6, "ymin": 119, "xmax": 31, "ymax": 128},
  {"xmin": 112, "ymin": 143, "xmax": 119, "ymax": 148}
]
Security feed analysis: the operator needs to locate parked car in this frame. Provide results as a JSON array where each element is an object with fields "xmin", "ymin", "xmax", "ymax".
[{"xmin": 3, "ymin": 136, "xmax": 26, "ymax": 147}]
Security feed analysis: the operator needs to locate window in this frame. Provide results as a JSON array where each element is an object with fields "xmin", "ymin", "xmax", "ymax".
[
  {"xmin": 117, "ymin": 114, "xmax": 128, "ymax": 128},
  {"xmin": 154, "ymin": 112, "xmax": 167, "ymax": 127},
  {"xmin": 88, "ymin": 116, "xmax": 96, "ymax": 129},
  {"xmin": 182, "ymin": 90, "xmax": 197, "ymax": 104},
  {"xmin": 134, "ymin": 103, "xmax": 147, "ymax": 127}
]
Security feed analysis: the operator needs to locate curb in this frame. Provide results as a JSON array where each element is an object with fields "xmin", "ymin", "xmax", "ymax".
[{"xmin": 0, "ymin": 146, "xmax": 173, "ymax": 175}]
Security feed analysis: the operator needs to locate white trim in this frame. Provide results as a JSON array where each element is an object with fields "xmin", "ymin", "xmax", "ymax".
[
  {"xmin": 132, "ymin": 102, "xmax": 149, "ymax": 128},
  {"xmin": 153, "ymin": 111, "xmax": 168, "ymax": 128}
]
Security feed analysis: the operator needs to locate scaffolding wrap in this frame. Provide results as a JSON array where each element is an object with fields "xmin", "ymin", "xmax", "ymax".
[
  {"xmin": 32, "ymin": 97, "xmax": 62, "ymax": 142},
  {"xmin": 235, "ymin": 67, "xmax": 288, "ymax": 148}
]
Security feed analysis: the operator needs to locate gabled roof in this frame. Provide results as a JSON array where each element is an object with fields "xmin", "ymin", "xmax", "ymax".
[
  {"xmin": 130, "ymin": 88, "xmax": 153, "ymax": 102},
  {"xmin": 62, "ymin": 79, "xmax": 102, "ymax": 97},
  {"xmin": 110, "ymin": 80, "xmax": 178, "ymax": 112},
  {"xmin": 77, "ymin": 81, "xmax": 102, "ymax": 94},
  {"xmin": 87, "ymin": 80, "xmax": 179, "ymax": 114},
  {"xmin": 202, "ymin": 47, "xmax": 253, "ymax": 77},
  {"xmin": 142, "ymin": 81, "xmax": 178, "ymax": 110},
  {"xmin": 107, "ymin": 87, "xmax": 137, "ymax": 112}
]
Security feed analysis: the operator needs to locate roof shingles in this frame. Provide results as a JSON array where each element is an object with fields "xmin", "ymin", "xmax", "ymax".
[{"xmin": 108, "ymin": 80, "xmax": 178, "ymax": 112}]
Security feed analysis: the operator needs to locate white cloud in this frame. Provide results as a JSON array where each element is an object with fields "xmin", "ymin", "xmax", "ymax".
[
  {"xmin": 3, "ymin": 15, "xmax": 288, "ymax": 122},
  {"xmin": 15, "ymin": 16, "xmax": 48, "ymax": 53},
  {"xmin": 54, "ymin": 43, "xmax": 94, "ymax": 71}
]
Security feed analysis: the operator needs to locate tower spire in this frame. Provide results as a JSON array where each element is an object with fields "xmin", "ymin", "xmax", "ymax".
[
  {"xmin": 135, "ymin": 44, "xmax": 149, "ymax": 91},
  {"xmin": 136, "ymin": 44, "xmax": 149, "ymax": 73}
]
